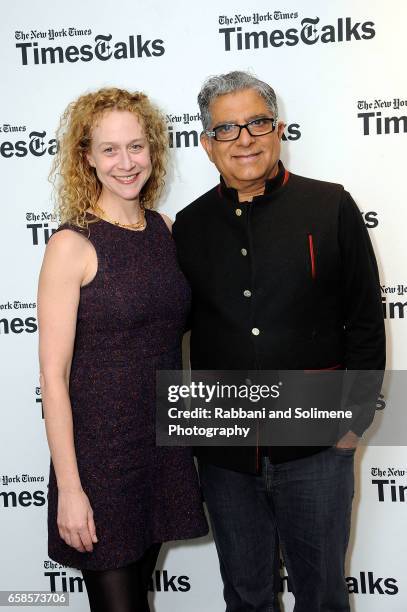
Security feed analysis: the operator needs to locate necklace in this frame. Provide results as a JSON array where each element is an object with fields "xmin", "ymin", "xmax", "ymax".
[{"xmin": 93, "ymin": 204, "xmax": 146, "ymax": 230}]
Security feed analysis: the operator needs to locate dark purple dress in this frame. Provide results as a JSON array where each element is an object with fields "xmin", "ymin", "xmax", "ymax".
[{"xmin": 47, "ymin": 210, "xmax": 207, "ymax": 570}]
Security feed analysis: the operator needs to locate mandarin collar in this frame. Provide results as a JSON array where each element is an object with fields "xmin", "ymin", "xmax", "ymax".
[{"xmin": 219, "ymin": 161, "xmax": 288, "ymax": 204}]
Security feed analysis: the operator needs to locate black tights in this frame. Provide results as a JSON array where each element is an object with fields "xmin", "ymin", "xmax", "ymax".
[{"xmin": 81, "ymin": 544, "xmax": 161, "ymax": 612}]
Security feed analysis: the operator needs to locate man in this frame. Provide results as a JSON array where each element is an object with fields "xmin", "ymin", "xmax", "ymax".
[{"xmin": 172, "ymin": 71, "xmax": 385, "ymax": 611}]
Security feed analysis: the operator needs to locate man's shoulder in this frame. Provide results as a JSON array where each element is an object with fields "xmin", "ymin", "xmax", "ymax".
[
  {"xmin": 288, "ymin": 171, "xmax": 345, "ymax": 198},
  {"xmin": 175, "ymin": 185, "xmax": 219, "ymax": 224}
]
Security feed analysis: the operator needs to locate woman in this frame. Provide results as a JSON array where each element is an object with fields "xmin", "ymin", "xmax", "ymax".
[{"xmin": 37, "ymin": 88, "xmax": 207, "ymax": 612}]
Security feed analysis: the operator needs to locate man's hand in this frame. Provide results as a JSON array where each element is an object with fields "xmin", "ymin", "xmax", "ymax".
[{"xmin": 336, "ymin": 431, "xmax": 359, "ymax": 449}]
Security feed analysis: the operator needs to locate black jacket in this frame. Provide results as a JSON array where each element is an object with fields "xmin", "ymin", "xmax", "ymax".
[{"xmin": 173, "ymin": 164, "xmax": 385, "ymax": 473}]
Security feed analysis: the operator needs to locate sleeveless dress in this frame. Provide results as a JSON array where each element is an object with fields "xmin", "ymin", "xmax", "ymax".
[{"xmin": 47, "ymin": 210, "xmax": 208, "ymax": 570}]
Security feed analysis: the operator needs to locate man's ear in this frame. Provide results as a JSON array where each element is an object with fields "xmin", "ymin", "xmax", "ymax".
[
  {"xmin": 200, "ymin": 132, "xmax": 214, "ymax": 162},
  {"xmin": 277, "ymin": 121, "xmax": 286, "ymax": 141}
]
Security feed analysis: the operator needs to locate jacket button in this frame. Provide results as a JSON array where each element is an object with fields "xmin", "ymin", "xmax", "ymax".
[
  {"xmin": 235, "ymin": 208, "xmax": 242, "ymax": 216},
  {"xmin": 243, "ymin": 290, "xmax": 252, "ymax": 297},
  {"xmin": 241, "ymin": 248, "xmax": 248, "ymax": 256},
  {"xmin": 251, "ymin": 328, "xmax": 260, "ymax": 336}
]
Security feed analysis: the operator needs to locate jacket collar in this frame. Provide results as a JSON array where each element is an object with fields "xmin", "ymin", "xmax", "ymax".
[{"xmin": 218, "ymin": 160, "xmax": 289, "ymax": 203}]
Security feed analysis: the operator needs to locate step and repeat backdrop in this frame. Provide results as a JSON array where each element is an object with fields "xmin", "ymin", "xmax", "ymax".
[{"xmin": 1, "ymin": 0, "xmax": 406, "ymax": 610}]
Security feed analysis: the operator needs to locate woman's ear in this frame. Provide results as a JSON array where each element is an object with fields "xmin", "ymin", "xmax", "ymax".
[{"xmin": 86, "ymin": 151, "xmax": 96, "ymax": 168}]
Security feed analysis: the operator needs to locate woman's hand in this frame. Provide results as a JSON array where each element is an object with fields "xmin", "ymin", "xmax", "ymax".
[
  {"xmin": 335, "ymin": 430, "xmax": 359, "ymax": 449},
  {"xmin": 57, "ymin": 489, "xmax": 98, "ymax": 553}
]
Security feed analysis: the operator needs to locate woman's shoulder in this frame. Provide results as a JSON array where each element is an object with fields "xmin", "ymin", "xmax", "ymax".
[
  {"xmin": 42, "ymin": 222, "xmax": 97, "ymax": 286},
  {"xmin": 48, "ymin": 221, "xmax": 92, "ymax": 255},
  {"xmin": 158, "ymin": 212, "xmax": 173, "ymax": 233},
  {"xmin": 148, "ymin": 209, "xmax": 173, "ymax": 234}
]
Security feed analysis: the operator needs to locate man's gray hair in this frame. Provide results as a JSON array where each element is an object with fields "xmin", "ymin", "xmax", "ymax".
[{"xmin": 198, "ymin": 71, "xmax": 278, "ymax": 131}]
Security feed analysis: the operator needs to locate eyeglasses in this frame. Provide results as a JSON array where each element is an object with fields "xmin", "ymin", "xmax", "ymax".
[{"xmin": 205, "ymin": 117, "xmax": 277, "ymax": 141}]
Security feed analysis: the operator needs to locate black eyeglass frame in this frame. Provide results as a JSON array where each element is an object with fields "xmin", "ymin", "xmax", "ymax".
[{"xmin": 205, "ymin": 117, "xmax": 278, "ymax": 141}]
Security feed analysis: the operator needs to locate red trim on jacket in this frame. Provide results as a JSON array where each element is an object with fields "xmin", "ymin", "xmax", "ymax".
[
  {"xmin": 308, "ymin": 234, "xmax": 316, "ymax": 280},
  {"xmin": 304, "ymin": 364, "xmax": 342, "ymax": 373}
]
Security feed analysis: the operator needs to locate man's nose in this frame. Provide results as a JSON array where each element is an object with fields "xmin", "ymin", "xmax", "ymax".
[{"xmin": 236, "ymin": 125, "xmax": 256, "ymax": 145}]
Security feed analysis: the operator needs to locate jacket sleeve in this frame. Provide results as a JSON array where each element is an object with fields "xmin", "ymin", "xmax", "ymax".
[{"xmin": 338, "ymin": 190, "xmax": 386, "ymax": 436}]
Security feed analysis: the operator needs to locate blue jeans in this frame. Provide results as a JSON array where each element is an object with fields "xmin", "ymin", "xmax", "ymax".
[{"xmin": 199, "ymin": 447, "xmax": 355, "ymax": 612}]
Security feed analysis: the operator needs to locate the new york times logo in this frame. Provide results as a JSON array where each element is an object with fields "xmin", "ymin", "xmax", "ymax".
[
  {"xmin": 26, "ymin": 211, "xmax": 58, "ymax": 245},
  {"xmin": 0, "ymin": 474, "xmax": 46, "ymax": 508},
  {"xmin": 44, "ymin": 567, "xmax": 190, "ymax": 593},
  {"xmin": 280, "ymin": 558, "xmax": 397, "ymax": 595},
  {"xmin": 16, "ymin": 33, "xmax": 165, "ymax": 66},
  {"xmin": 0, "ymin": 297, "xmax": 37, "ymax": 335},
  {"xmin": 371, "ymin": 466, "xmax": 407, "ymax": 504},
  {"xmin": 219, "ymin": 16, "xmax": 375, "ymax": 51},
  {"xmin": 149, "ymin": 570, "xmax": 190, "ymax": 592},
  {"xmin": 0, "ymin": 300, "xmax": 36, "ymax": 311},
  {"xmin": 0, "ymin": 123, "xmax": 26, "ymax": 133},
  {"xmin": 15, "ymin": 27, "xmax": 92, "ymax": 42},
  {"xmin": 0, "ymin": 128, "xmax": 57, "ymax": 159},
  {"xmin": 346, "ymin": 572, "xmax": 398, "ymax": 595},
  {"xmin": 381, "ymin": 284, "xmax": 407, "ymax": 319},
  {"xmin": 167, "ymin": 112, "xmax": 201, "ymax": 150},
  {"xmin": 36, "ymin": 386, "xmax": 44, "ymax": 419},
  {"xmin": 44, "ymin": 564, "xmax": 84, "ymax": 594},
  {"xmin": 361, "ymin": 211, "xmax": 378, "ymax": 229},
  {"xmin": 166, "ymin": 111, "xmax": 301, "ymax": 149},
  {"xmin": 357, "ymin": 98, "xmax": 407, "ymax": 136}
]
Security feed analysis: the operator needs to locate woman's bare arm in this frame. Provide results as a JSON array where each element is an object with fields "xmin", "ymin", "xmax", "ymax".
[{"xmin": 38, "ymin": 229, "xmax": 98, "ymax": 552}]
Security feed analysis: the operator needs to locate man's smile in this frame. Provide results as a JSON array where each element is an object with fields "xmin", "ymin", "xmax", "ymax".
[{"xmin": 232, "ymin": 152, "xmax": 261, "ymax": 162}]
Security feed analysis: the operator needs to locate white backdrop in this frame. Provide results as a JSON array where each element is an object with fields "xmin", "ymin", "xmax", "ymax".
[{"xmin": 1, "ymin": 0, "xmax": 406, "ymax": 610}]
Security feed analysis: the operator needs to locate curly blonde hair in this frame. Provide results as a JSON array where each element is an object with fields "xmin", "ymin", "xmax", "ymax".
[{"xmin": 50, "ymin": 87, "xmax": 168, "ymax": 227}]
